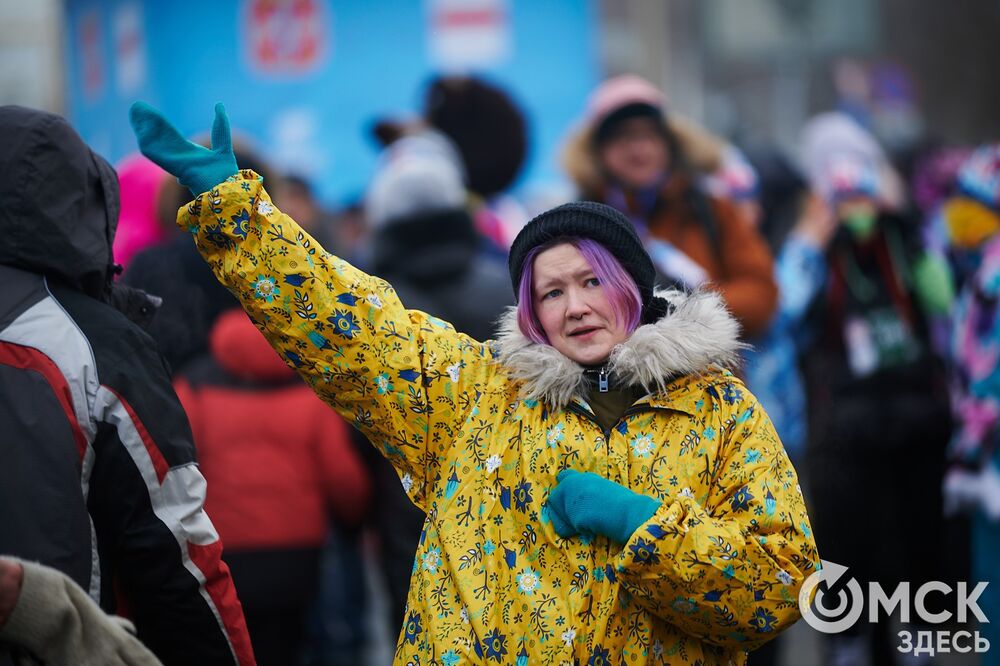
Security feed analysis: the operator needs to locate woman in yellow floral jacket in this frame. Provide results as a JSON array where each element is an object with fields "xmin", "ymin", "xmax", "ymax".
[{"xmin": 130, "ymin": 103, "xmax": 818, "ymax": 665}]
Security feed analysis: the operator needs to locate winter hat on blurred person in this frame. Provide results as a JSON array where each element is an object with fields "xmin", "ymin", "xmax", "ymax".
[
  {"xmin": 812, "ymin": 152, "xmax": 882, "ymax": 205},
  {"xmin": 424, "ymin": 76, "xmax": 527, "ymax": 198},
  {"xmin": 586, "ymin": 75, "xmax": 666, "ymax": 145},
  {"xmin": 113, "ymin": 154, "xmax": 169, "ymax": 270},
  {"xmin": 365, "ymin": 128, "xmax": 468, "ymax": 229},
  {"xmin": 943, "ymin": 143, "xmax": 1000, "ymax": 249},
  {"xmin": 799, "ymin": 112, "xmax": 904, "ymax": 208},
  {"xmin": 562, "ymin": 75, "xmax": 724, "ymax": 196}
]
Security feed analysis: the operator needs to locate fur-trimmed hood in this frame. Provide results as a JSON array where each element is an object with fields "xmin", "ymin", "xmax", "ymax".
[
  {"xmin": 493, "ymin": 288, "xmax": 745, "ymax": 408},
  {"xmin": 561, "ymin": 114, "xmax": 725, "ymax": 198}
]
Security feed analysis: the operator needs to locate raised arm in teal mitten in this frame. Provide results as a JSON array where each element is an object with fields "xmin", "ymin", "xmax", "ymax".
[
  {"xmin": 547, "ymin": 470, "xmax": 661, "ymax": 545},
  {"xmin": 128, "ymin": 101, "xmax": 238, "ymax": 196}
]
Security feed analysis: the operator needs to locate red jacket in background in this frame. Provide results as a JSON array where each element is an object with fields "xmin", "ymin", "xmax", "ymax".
[{"xmin": 175, "ymin": 309, "xmax": 370, "ymax": 551}]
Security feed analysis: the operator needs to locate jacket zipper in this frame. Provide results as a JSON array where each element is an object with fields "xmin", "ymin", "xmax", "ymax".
[{"xmin": 566, "ymin": 400, "xmax": 670, "ymax": 440}]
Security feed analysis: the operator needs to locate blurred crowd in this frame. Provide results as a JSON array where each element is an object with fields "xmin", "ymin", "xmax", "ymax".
[{"xmin": 2, "ymin": 70, "xmax": 999, "ymax": 666}]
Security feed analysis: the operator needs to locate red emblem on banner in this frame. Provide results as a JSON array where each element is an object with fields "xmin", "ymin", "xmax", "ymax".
[
  {"xmin": 245, "ymin": 0, "xmax": 327, "ymax": 74},
  {"xmin": 79, "ymin": 10, "xmax": 105, "ymax": 99}
]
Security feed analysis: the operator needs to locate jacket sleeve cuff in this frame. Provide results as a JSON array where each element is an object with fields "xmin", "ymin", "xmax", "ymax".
[
  {"xmin": 615, "ymin": 497, "xmax": 691, "ymax": 573},
  {"xmin": 175, "ymin": 169, "xmax": 263, "ymax": 233}
]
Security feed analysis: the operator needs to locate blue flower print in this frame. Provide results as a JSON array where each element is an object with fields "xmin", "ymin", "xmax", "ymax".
[
  {"xmin": 482, "ymin": 628, "xmax": 508, "ymax": 662},
  {"xmin": 328, "ymin": 309, "xmax": 360, "ymax": 338},
  {"xmin": 403, "ymin": 611, "xmax": 422, "ymax": 644},
  {"xmin": 441, "ymin": 650, "xmax": 460, "ymax": 666},
  {"xmin": 729, "ymin": 485, "xmax": 754, "ymax": 512},
  {"xmin": 398, "ymin": 369, "xmax": 420, "ymax": 382},
  {"xmin": 749, "ymin": 607, "xmax": 778, "ymax": 633},
  {"xmin": 445, "ymin": 469, "xmax": 460, "ymax": 499},
  {"xmin": 513, "ymin": 481, "xmax": 532, "ymax": 512},
  {"xmin": 744, "ymin": 448, "xmax": 761, "ymax": 465},
  {"xmin": 375, "ymin": 372, "xmax": 393, "ymax": 395},
  {"xmin": 482, "ymin": 539, "xmax": 496, "ymax": 555},
  {"xmin": 252, "ymin": 275, "xmax": 279, "ymax": 303},
  {"xmin": 306, "ymin": 331, "xmax": 329, "ymax": 350},
  {"xmin": 546, "ymin": 423, "xmax": 565, "ymax": 448},
  {"xmin": 230, "ymin": 209, "xmax": 250, "ymax": 239},
  {"xmin": 516, "ymin": 567, "xmax": 540, "ymax": 594},
  {"xmin": 702, "ymin": 426, "xmax": 717, "ymax": 440},
  {"xmin": 765, "ymin": 490, "xmax": 777, "ymax": 517},
  {"xmin": 630, "ymin": 432, "xmax": 655, "ymax": 458},
  {"xmin": 422, "ymin": 547, "xmax": 442, "ymax": 574},
  {"xmin": 628, "ymin": 537, "xmax": 660, "ymax": 565},
  {"xmin": 672, "ymin": 597, "xmax": 698, "ymax": 615},
  {"xmin": 721, "ymin": 383, "xmax": 744, "ymax": 405},
  {"xmin": 589, "ymin": 645, "xmax": 611, "ymax": 666},
  {"xmin": 204, "ymin": 223, "xmax": 229, "ymax": 248}
]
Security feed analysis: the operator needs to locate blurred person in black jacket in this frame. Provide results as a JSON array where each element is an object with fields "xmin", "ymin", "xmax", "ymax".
[{"xmin": 362, "ymin": 125, "xmax": 514, "ymax": 638}]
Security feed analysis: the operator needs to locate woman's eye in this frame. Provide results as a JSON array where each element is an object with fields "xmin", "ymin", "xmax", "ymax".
[
  {"xmin": 585, "ymin": 277, "xmax": 601, "ymax": 287},
  {"xmin": 543, "ymin": 289, "xmax": 561, "ymax": 300}
]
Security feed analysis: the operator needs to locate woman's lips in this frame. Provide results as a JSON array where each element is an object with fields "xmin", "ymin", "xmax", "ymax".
[{"xmin": 568, "ymin": 327, "xmax": 600, "ymax": 338}]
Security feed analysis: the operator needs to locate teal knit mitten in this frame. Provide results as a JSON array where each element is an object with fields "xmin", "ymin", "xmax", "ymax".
[
  {"xmin": 128, "ymin": 101, "xmax": 238, "ymax": 196},
  {"xmin": 547, "ymin": 470, "xmax": 661, "ymax": 544}
]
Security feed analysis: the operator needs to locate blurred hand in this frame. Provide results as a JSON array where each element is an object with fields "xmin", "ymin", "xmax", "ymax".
[
  {"xmin": 981, "ymin": 463, "xmax": 1000, "ymax": 522},
  {"xmin": 0, "ymin": 558, "xmax": 24, "ymax": 629},
  {"xmin": 943, "ymin": 467, "xmax": 982, "ymax": 517},
  {"xmin": 794, "ymin": 193, "xmax": 837, "ymax": 249},
  {"xmin": 128, "ymin": 102, "xmax": 238, "ymax": 196}
]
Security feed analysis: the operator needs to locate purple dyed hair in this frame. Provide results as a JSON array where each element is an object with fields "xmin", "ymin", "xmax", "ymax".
[{"xmin": 516, "ymin": 237, "xmax": 643, "ymax": 345}]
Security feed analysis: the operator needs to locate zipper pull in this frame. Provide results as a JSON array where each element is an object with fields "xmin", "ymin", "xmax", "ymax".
[{"xmin": 598, "ymin": 368, "xmax": 609, "ymax": 393}]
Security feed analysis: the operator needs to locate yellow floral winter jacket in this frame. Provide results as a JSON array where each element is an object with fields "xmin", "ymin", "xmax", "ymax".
[{"xmin": 180, "ymin": 171, "xmax": 819, "ymax": 665}]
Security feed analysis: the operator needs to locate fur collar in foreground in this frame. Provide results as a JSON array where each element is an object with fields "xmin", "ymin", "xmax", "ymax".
[{"xmin": 493, "ymin": 289, "xmax": 745, "ymax": 409}]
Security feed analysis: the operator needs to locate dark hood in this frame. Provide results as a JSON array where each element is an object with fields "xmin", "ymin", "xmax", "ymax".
[
  {"xmin": 0, "ymin": 105, "xmax": 120, "ymax": 298},
  {"xmin": 371, "ymin": 208, "xmax": 479, "ymax": 284}
]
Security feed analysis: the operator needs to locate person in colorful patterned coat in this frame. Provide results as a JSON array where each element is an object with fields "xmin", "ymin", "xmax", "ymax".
[
  {"xmin": 129, "ymin": 102, "xmax": 819, "ymax": 666},
  {"xmin": 942, "ymin": 144, "xmax": 1000, "ymax": 662}
]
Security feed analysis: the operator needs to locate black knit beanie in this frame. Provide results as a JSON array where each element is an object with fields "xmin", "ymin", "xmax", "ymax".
[{"xmin": 508, "ymin": 201, "xmax": 669, "ymax": 323}]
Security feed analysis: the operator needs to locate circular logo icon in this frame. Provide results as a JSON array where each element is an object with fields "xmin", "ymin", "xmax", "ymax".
[{"xmin": 798, "ymin": 560, "xmax": 865, "ymax": 634}]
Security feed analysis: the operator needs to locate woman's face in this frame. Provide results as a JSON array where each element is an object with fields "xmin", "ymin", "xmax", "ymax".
[
  {"xmin": 532, "ymin": 243, "xmax": 630, "ymax": 366},
  {"xmin": 597, "ymin": 116, "xmax": 670, "ymax": 190}
]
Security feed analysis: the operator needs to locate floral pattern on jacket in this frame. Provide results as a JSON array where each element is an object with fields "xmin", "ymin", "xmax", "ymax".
[{"xmin": 177, "ymin": 171, "xmax": 819, "ymax": 665}]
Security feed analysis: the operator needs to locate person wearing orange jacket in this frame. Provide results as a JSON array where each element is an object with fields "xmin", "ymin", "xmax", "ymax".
[
  {"xmin": 174, "ymin": 309, "xmax": 370, "ymax": 666},
  {"xmin": 563, "ymin": 75, "xmax": 778, "ymax": 337}
]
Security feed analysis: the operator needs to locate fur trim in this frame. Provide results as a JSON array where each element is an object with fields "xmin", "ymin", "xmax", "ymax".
[
  {"xmin": 560, "ymin": 115, "xmax": 725, "ymax": 196},
  {"xmin": 493, "ymin": 289, "xmax": 745, "ymax": 408}
]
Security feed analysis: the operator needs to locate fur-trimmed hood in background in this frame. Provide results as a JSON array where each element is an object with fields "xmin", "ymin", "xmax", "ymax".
[
  {"xmin": 561, "ymin": 114, "xmax": 725, "ymax": 198},
  {"xmin": 493, "ymin": 288, "xmax": 744, "ymax": 408}
]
